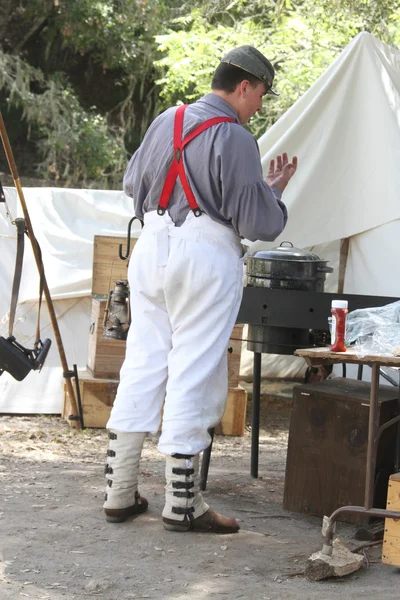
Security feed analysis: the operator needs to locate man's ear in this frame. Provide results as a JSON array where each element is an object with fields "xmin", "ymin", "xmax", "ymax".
[{"xmin": 238, "ymin": 79, "xmax": 250, "ymax": 97}]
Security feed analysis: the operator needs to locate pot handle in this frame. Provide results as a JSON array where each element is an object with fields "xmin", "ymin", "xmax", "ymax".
[
  {"xmin": 317, "ymin": 266, "xmax": 334, "ymax": 273},
  {"xmin": 280, "ymin": 241, "xmax": 293, "ymax": 247}
]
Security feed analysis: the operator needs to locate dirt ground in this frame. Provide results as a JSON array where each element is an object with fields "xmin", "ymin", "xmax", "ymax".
[{"xmin": 1, "ymin": 397, "xmax": 399, "ymax": 600}]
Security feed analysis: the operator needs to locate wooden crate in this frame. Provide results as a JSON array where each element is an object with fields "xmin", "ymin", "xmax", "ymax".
[
  {"xmin": 92, "ymin": 235, "xmax": 136, "ymax": 296},
  {"xmin": 382, "ymin": 473, "xmax": 400, "ymax": 567},
  {"xmin": 87, "ymin": 295, "xmax": 126, "ymax": 379},
  {"xmin": 86, "ymin": 295, "xmax": 241, "ymax": 381},
  {"xmin": 283, "ymin": 378, "xmax": 398, "ymax": 524},
  {"xmin": 63, "ymin": 370, "xmax": 118, "ymax": 428},
  {"xmin": 215, "ymin": 386, "xmax": 247, "ymax": 436},
  {"xmin": 228, "ymin": 324, "xmax": 243, "ymax": 388},
  {"xmin": 63, "ymin": 377, "xmax": 247, "ymax": 433}
]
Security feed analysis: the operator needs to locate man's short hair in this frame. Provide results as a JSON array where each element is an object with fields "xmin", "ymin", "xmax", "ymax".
[{"xmin": 211, "ymin": 63, "xmax": 262, "ymax": 93}]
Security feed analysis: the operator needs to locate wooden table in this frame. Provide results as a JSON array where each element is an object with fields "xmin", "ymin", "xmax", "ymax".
[{"xmin": 295, "ymin": 347, "xmax": 400, "ymax": 554}]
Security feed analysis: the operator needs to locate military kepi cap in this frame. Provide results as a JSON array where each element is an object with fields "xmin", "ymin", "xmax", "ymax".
[{"xmin": 221, "ymin": 45, "xmax": 279, "ymax": 96}]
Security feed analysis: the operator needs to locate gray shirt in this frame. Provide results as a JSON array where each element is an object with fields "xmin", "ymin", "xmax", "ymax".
[{"xmin": 123, "ymin": 93, "xmax": 287, "ymax": 242}]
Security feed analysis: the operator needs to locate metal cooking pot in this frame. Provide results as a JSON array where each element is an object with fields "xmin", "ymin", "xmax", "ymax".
[
  {"xmin": 246, "ymin": 241, "xmax": 333, "ymax": 292},
  {"xmin": 246, "ymin": 242, "xmax": 333, "ymax": 354}
]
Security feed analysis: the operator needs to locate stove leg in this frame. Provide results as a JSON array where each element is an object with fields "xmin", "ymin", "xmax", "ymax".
[
  {"xmin": 365, "ymin": 363, "xmax": 380, "ymax": 509},
  {"xmin": 251, "ymin": 352, "xmax": 261, "ymax": 478},
  {"xmin": 200, "ymin": 428, "xmax": 215, "ymax": 491},
  {"xmin": 395, "ymin": 371, "xmax": 400, "ymax": 473}
]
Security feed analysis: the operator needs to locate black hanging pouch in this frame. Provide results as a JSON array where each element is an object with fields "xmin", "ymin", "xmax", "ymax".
[
  {"xmin": 0, "ymin": 336, "xmax": 51, "ymax": 381},
  {"xmin": 0, "ymin": 213, "xmax": 51, "ymax": 381}
]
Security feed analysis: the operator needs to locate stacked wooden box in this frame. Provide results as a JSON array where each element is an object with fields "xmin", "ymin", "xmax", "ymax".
[
  {"xmin": 382, "ymin": 473, "xmax": 400, "ymax": 567},
  {"xmin": 62, "ymin": 235, "xmax": 133, "ymax": 428},
  {"xmin": 216, "ymin": 324, "xmax": 247, "ymax": 436},
  {"xmin": 63, "ymin": 235, "xmax": 246, "ymax": 433},
  {"xmin": 283, "ymin": 378, "xmax": 399, "ymax": 524},
  {"xmin": 87, "ymin": 295, "xmax": 127, "ymax": 379}
]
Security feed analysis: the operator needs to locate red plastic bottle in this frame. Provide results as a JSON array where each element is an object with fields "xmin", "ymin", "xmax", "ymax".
[{"xmin": 330, "ymin": 300, "xmax": 348, "ymax": 352}]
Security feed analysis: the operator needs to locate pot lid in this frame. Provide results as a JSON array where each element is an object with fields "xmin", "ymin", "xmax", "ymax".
[{"xmin": 249, "ymin": 241, "xmax": 325, "ymax": 262}]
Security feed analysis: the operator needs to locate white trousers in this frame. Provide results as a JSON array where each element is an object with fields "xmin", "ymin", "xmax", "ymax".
[{"xmin": 106, "ymin": 210, "xmax": 245, "ymax": 455}]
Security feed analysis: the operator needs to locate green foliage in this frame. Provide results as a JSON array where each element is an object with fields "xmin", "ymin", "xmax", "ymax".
[
  {"xmin": 54, "ymin": 0, "xmax": 167, "ymax": 68},
  {"xmin": 37, "ymin": 91, "xmax": 126, "ymax": 184},
  {"xmin": 0, "ymin": 0, "xmax": 175, "ymax": 186},
  {"xmin": 1, "ymin": 0, "xmax": 400, "ymax": 185},
  {"xmin": 0, "ymin": 49, "xmax": 126, "ymax": 185},
  {"xmin": 154, "ymin": 0, "xmax": 400, "ymax": 137}
]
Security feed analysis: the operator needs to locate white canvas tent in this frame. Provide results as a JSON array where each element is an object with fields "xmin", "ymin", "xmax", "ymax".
[
  {"xmin": 1, "ymin": 32, "xmax": 400, "ymax": 414},
  {"xmin": 0, "ymin": 188, "xmax": 142, "ymax": 413},
  {"xmin": 242, "ymin": 31, "xmax": 400, "ymax": 379}
]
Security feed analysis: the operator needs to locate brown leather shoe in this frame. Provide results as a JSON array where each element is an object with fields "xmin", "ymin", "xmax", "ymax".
[
  {"xmin": 163, "ymin": 508, "xmax": 240, "ymax": 534},
  {"xmin": 104, "ymin": 493, "xmax": 148, "ymax": 523}
]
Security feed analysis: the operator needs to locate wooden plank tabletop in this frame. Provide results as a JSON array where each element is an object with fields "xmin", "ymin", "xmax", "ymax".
[{"xmin": 295, "ymin": 347, "xmax": 400, "ymax": 368}]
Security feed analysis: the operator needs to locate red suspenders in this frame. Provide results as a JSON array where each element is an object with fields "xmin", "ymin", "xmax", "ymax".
[{"xmin": 157, "ymin": 104, "xmax": 235, "ymax": 217}]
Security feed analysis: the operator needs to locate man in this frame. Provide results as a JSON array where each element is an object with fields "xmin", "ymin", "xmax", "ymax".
[{"xmin": 104, "ymin": 45, "xmax": 297, "ymax": 533}]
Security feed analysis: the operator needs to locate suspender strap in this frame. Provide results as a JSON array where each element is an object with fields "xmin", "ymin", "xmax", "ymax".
[
  {"xmin": 181, "ymin": 116, "xmax": 236, "ymax": 148},
  {"xmin": 33, "ymin": 236, "xmax": 45, "ymax": 347},
  {"xmin": 8, "ymin": 219, "xmax": 45, "ymax": 346},
  {"xmin": 158, "ymin": 104, "xmax": 235, "ymax": 216},
  {"xmin": 9, "ymin": 218, "xmax": 26, "ymax": 337}
]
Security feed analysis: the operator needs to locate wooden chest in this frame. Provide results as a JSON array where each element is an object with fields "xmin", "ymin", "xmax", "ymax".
[
  {"xmin": 62, "ymin": 371, "xmax": 118, "ymax": 428},
  {"xmin": 87, "ymin": 296, "xmax": 242, "ymax": 382},
  {"xmin": 283, "ymin": 378, "xmax": 399, "ymax": 523},
  {"xmin": 63, "ymin": 376, "xmax": 247, "ymax": 433},
  {"xmin": 87, "ymin": 295, "xmax": 127, "ymax": 379},
  {"xmin": 382, "ymin": 473, "xmax": 400, "ymax": 567},
  {"xmin": 228, "ymin": 324, "xmax": 244, "ymax": 388},
  {"xmin": 92, "ymin": 234, "xmax": 136, "ymax": 296},
  {"xmin": 216, "ymin": 386, "xmax": 247, "ymax": 436}
]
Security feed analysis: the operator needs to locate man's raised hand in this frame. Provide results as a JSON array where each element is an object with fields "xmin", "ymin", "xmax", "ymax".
[{"xmin": 266, "ymin": 152, "xmax": 298, "ymax": 194}]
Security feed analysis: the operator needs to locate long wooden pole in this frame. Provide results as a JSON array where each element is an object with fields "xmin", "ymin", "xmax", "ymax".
[
  {"xmin": 0, "ymin": 111, "xmax": 80, "ymax": 429},
  {"xmin": 338, "ymin": 237, "xmax": 350, "ymax": 295}
]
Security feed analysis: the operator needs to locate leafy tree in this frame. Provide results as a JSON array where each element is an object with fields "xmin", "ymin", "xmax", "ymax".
[
  {"xmin": 0, "ymin": 0, "xmax": 177, "ymax": 186},
  {"xmin": 155, "ymin": 0, "xmax": 400, "ymax": 137},
  {"xmin": 1, "ymin": 0, "xmax": 399, "ymax": 186}
]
